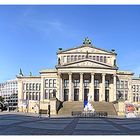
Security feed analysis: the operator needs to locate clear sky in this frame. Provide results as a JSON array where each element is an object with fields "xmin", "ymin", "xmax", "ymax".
[{"xmin": 0, "ymin": 5, "xmax": 140, "ymax": 82}]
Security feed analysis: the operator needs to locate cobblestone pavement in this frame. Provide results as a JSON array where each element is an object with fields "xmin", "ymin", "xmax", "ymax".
[{"xmin": 1, "ymin": 112, "xmax": 140, "ymax": 135}]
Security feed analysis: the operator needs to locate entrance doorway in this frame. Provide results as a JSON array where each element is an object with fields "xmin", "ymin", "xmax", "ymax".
[
  {"xmin": 64, "ymin": 89, "xmax": 69, "ymax": 101},
  {"xmin": 94, "ymin": 89, "xmax": 99, "ymax": 101},
  {"xmin": 74, "ymin": 89, "xmax": 79, "ymax": 101},
  {"xmin": 105, "ymin": 90, "xmax": 109, "ymax": 102},
  {"xmin": 84, "ymin": 89, "xmax": 89, "ymax": 101}
]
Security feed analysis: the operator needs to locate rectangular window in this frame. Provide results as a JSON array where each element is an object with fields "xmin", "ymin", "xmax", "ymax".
[
  {"xmin": 105, "ymin": 80, "xmax": 109, "ymax": 88},
  {"xmin": 117, "ymin": 81, "xmax": 120, "ymax": 89},
  {"xmin": 29, "ymin": 83, "xmax": 32, "ymax": 90},
  {"xmin": 32, "ymin": 92, "xmax": 35, "ymax": 100},
  {"xmin": 97, "ymin": 56, "xmax": 99, "ymax": 61},
  {"xmin": 136, "ymin": 85, "xmax": 139, "ymax": 92},
  {"xmin": 67, "ymin": 56, "xmax": 70, "ymax": 63},
  {"xmin": 133, "ymin": 85, "xmax": 135, "ymax": 92},
  {"xmin": 93, "ymin": 56, "xmax": 95, "ymax": 60},
  {"xmin": 49, "ymin": 89, "xmax": 53, "ymax": 98},
  {"xmin": 74, "ymin": 79, "xmax": 80, "ymax": 87},
  {"xmin": 100, "ymin": 56, "xmax": 103, "ymax": 62},
  {"xmin": 26, "ymin": 84, "xmax": 29, "ymax": 90},
  {"xmin": 125, "ymin": 81, "xmax": 128, "ymax": 89},
  {"xmin": 45, "ymin": 90, "xmax": 49, "ymax": 99},
  {"xmin": 64, "ymin": 79, "xmax": 69, "ymax": 87},
  {"xmin": 84, "ymin": 80, "xmax": 89, "ymax": 87},
  {"xmin": 53, "ymin": 79, "xmax": 56, "ymax": 88},
  {"xmin": 49, "ymin": 79, "xmax": 53, "ymax": 88},
  {"xmin": 125, "ymin": 91, "xmax": 128, "ymax": 100},
  {"xmin": 120, "ymin": 81, "xmax": 124, "ymax": 89},
  {"xmin": 104, "ymin": 56, "xmax": 107, "ymax": 63},
  {"xmin": 26, "ymin": 92, "xmax": 28, "ymax": 100},
  {"xmin": 94, "ymin": 80, "xmax": 99, "ymax": 88},
  {"xmin": 29, "ymin": 92, "xmax": 31, "ymax": 100},
  {"xmin": 45, "ymin": 79, "xmax": 49, "ymax": 88}
]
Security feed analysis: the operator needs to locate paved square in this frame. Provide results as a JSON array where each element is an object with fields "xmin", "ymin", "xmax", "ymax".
[{"xmin": 1, "ymin": 113, "xmax": 140, "ymax": 135}]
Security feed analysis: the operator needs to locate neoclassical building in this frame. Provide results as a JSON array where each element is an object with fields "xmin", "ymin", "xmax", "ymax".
[{"xmin": 17, "ymin": 38, "xmax": 140, "ymax": 115}]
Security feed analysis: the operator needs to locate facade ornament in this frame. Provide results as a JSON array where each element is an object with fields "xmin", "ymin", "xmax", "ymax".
[{"xmin": 83, "ymin": 37, "xmax": 92, "ymax": 45}]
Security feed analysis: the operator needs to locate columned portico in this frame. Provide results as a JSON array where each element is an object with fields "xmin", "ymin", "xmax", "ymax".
[{"xmin": 60, "ymin": 72, "xmax": 116, "ymax": 102}]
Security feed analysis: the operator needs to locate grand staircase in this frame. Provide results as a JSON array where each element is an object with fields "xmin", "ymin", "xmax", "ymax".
[
  {"xmin": 91, "ymin": 101, "xmax": 117, "ymax": 116},
  {"xmin": 58, "ymin": 101, "xmax": 84, "ymax": 116},
  {"xmin": 57, "ymin": 101, "xmax": 117, "ymax": 116}
]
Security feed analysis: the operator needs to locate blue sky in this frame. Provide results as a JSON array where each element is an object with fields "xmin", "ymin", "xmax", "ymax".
[{"xmin": 0, "ymin": 5, "xmax": 140, "ymax": 82}]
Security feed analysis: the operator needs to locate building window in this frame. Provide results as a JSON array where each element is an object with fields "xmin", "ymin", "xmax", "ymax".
[
  {"xmin": 71, "ymin": 55, "xmax": 74, "ymax": 61},
  {"xmin": 136, "ymin": 85, "xmax": 139, "ymax": 92},
  {"xmin": 33, "ymin": 83, "xmax": 35, "ymax": 90},
  {"xmin": 45, "ymin": 79, "xmax": 49, "ymax": 88},
  {"xmin": 36, "ymin": 92, "xmax": 38, "ymax": 100},
  {"xmin": 67, "ymin": 56, "xmax": 70, "ymax": 63},
  {"xmin": 136, "ymin": 95, "xmax": 139, "ymax": 102},
  {"xmin": 97, "ymin": 56, "xmax": 99, "ymax": 61},
  {"xmin": 29, "ymin": 83, "xmax": 32, "ymax": 90},
  {"xmin": 26, "ymin": 83, "xmax": 29, "ymax": 90},
  {"xmin": 74, "ymin": 79, "xmax": 79, "ymax": 87},
  {"xmin": 45, "ymin": 89, "xmax": 49, "ymax": 99},
  {"xmin": 133, "ymin": 95, "xmax": 135, "ymax": 102},
  {"xmin": 133, "ymin": 85, "xmax": 135, "ymax": 92},
  {"xmin": 105, "ymin": 80, "xmax": 109, "ymax": 88},
  {"xmin": 32, "ymin": 92, "xmax": 35, "ymax": 100},
  {"xmin": 26, "ymin": 92, "xmax": 29, "ymax": 100},
  {"xmin": 120, "ymin": 81, "xmax": 124, "ymax": 89},
  {"xmin": 104, "ymin": 56, "xmax": 107, "ymax": 63},
  {"xmin": 29, "ymin": 92, "xmax": 31, "ymax": 100},
  {"xmin": 84, "ymin": 80, "xmax": 89, "ymax": 87},
  {"xmin": 94, "ymin": 80, "xmax": 99, "ymax": 88},
  {"xmin": 78, "ymin": 55, "xmax": 81, "ymax": 60},
  {"xmin": 64, "ymin": 79, "xmax": 69, "ymax": 87},
  {"xmin": 125, "ymin": 91, "xmax": 128, "ymax": 100},
  {"xmin": 89, "ymin": 55, "xmax": 92, "ymax": 59},
  {"xmin": 117, "ymin": 81, "xmax": 120, "ymax": 89},
  {"xmin": 49, "ymin": 79, "xmax": 53, "ymax": 88},
  {"xmin": 125, "ymin": 81, "xmax": 128, "ymax": 89},
  {"xmin": 93, "ymin": 56, "xmax": 95, "ymax": 60},
  {"xmin": 82, "ymin": 55, "xmax": 85, "ymax": 59},
  {"xmin": 100, "ymin": 56, "xmax": 103, "ymax": 62},
  {"xmin": 53, "ymin": 79, "xmax": 56, "ymax": 88}
]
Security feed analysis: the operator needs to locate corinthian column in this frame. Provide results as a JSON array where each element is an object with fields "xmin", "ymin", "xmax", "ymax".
[
  {"xmin": 90, "ymin": 73, "xmax": 95, "ymax": 101},
  {"xmin": 68, "ymin": 73, "xmax": 72, "ymax": 101},
  {"xmin": 102, "ymin": 73, "xmax": 106, "ymax": 101}
]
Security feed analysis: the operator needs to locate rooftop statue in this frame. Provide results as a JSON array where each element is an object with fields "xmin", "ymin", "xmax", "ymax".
[
  {"xmin": 19, "ymin": 68, "xmax": 23, "ymax": 76},
  {"xmin": 83, "ymin": 37, "xmax": 92, "ymax": 45}
]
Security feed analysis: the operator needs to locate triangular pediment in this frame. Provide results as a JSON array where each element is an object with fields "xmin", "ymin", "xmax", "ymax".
[
  {"xmin": 58, "ymin": 59, "xmax": 116, "ymax": 69},
  {"xmin": 58, "ymin": 45, "xmax": 113, "ymax": 55}
]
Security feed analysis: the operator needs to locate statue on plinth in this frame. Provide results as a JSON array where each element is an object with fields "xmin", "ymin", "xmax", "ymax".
[{"xmin": 84, "ymin": 94, "xmax": 95, "ymax": 112}]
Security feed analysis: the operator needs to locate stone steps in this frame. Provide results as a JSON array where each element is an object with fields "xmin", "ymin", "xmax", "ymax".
[
  {"xmin": 91, "ymin": 102, "xmax": 117, "ymax": 116},
  {"xmin": 57, "ymin": 101, "xmax": 117, "ymax": 116}
]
